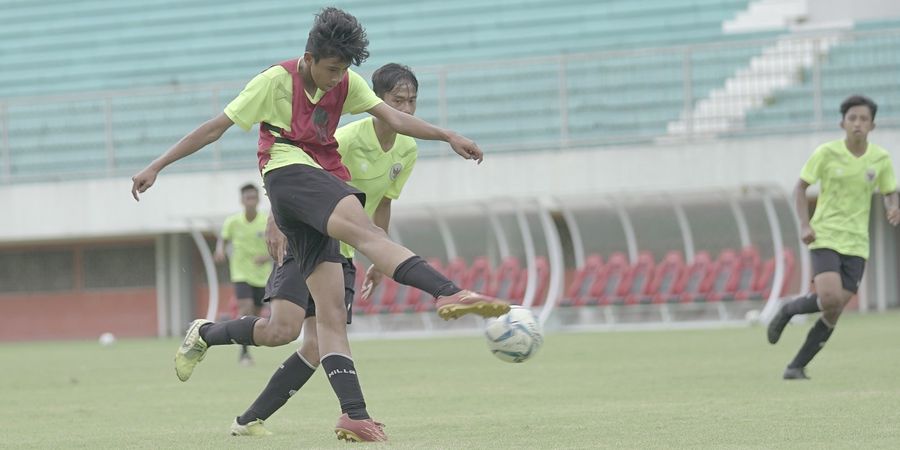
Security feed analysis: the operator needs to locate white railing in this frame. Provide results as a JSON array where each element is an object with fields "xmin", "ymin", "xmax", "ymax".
[{"xmin": 2, "ymin": 27, "xmax": 899, "ymax": 184}]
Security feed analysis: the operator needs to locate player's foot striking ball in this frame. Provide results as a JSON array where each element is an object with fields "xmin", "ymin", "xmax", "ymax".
[{"xmin": 436, "ymin": 290, "xmax": 510, "ymax": 320}]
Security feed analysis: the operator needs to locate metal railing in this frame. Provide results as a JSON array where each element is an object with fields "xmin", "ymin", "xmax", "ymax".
[{"xmin": 2, "ymin": 27, "xmax": 899, "ymax": 184}]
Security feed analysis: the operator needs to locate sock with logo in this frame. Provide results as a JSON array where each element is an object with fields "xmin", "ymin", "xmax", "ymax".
[
  {"xmin": 392, "ymin": 256, "xmax": 461, "ymax": 298},
  {"xmin": 322, "ymin": 353, "xmax": 369, "ymax": 420},
  {"xmin": 787, "ymin": 318, "xmax": 834, "ymax": 369},
  {"xmin": 236, "ymin": 352, "xmax": 317, "ymax": 425},
  {"xmin": 198, "ymin": 316, "xmax": 259, "ymax": 346}
]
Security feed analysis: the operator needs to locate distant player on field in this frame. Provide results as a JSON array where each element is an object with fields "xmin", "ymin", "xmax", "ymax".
[
  {"xmin": 230, "ymin": 62, "xmax": 420, "ymax": 437},
  {"xmin": 130, "ymin": 8, "xmax": 510, "ymax": 442},
  {"xmin": 767, "ymin": 95, "xmax": 899, "ymax": 380},
  {"xmin": 214, "ymin": 183, "xmax": 271, "ymax": 366}
]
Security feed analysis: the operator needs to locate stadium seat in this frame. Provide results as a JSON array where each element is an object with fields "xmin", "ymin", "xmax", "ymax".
[
  {"xmin": 755, "ymin": 249, "xmax": 796, "ymax": 299},
  {"xmin": 642, "ymin": 250, "xmax": 685, "ymax": 304},
  {"xmin": 562, "ymin": 254, "xmax": 604, "ymax": 306},
  {"xmin": 463, "ymin": 257, "xmax": 492, "ymax": 293},
  {"xmin": 489, "ymin": 257, "xmax": 524, "ymax": 301},
  {"xmin": 619, "ymin": 252, "xmax": 656, "ymax": 305},
  {"xmin": 733, "ymin": 246, "xmax": 761, "ymax": 300},
  {"xmin": 589, "ymin": 252, "xmax": 631, "ymax": 306},
  {"xmin": 445, "ymin": 258, "xmax": 469, "ymax": 290},
  {"xmin": 527, "ymin": 256, "xmax": 551, "ymax": 307},
  {"xmin": 674, "ymin": 251, "xmax": 714, "ymax": 303},
  {"xmin": 703, "ymin": 249, "xmax": 742, "ymax": 302}
]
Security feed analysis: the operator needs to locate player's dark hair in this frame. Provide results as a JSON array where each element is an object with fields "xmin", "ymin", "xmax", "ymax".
[
  {"xmin": 372, "ymin": 63, "xmax": 418, "ymax": 98},
  {"xmin": 240, "ymin": 183, "xmax": 258, "ymax": 195},
  {"xmin": 840, "ymin": 95, "xmax": 878, "ymax": 120},
  {"xmin": 305, "ymin": 7, "xmax": 369, "ymax": 66}
]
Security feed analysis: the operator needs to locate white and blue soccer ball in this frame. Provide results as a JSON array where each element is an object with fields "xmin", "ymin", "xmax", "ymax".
[{"xmin": 484, "ymin": 306, "xmax": 543, "ymax": 363}]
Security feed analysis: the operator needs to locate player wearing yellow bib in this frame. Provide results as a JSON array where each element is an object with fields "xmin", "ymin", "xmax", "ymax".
[
  {"xmin": 768, "ymin": 95, "xmax": 900, "ymax": 380},
  {"xmin": 229, "ymin": 63, "xmax": 419, "ymax": 436},
  {"xmin": 213, "ymin": 183, "xmax": 272, "ymax": 365}
]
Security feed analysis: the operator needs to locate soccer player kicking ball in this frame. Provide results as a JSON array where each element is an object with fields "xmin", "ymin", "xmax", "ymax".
[
  {"xmin": 230, "ymin": 62, "xmax": 422, "ymax": 438},
  {"xmin": 214, "ymin": 183, "xmax": 272, "ymax": 366},
  {"xmin": 767, "ymin": 95, "xmax": 899, "ymax": 380},
  {"xmin": 130, "ymin": 8, "xmax": 510, "ymax": 442}
]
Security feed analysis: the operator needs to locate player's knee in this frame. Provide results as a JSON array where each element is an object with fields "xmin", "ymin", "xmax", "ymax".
[
  {"xmin": 822, "ymin": 309, "xmax": 842, "ymax": 326},
  {"xmin": 817, "ymin": 289, "xmax": 843, "ymax": 310},
  {"xmin": 265, "ymin": 323, "xmax": 300, "ymax": 345}
]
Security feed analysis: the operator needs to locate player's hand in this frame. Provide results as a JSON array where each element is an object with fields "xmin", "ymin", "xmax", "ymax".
[
  {"xmin": 360, "ymin": 264, "xmax": 384, "ymax": 301},
  {"xmin": 254, "ymin": 255, "xmax": 271, "ymax": 265},
  {"xmin": 265, "ymin": 219, "xmax": 287, "ymax": 267},
  {"xmin": 887, "ymin": 208, "xmax": 900, "ymax": 226},
  {"xmin": 448, "ymin": 133, "xmax": 483, "ymax": 164},
  {"xmin": 800, "ymin": 224, "xmax": 816, "ymax": 245},
  {"xmin": 130, "ymin": 166, "xmax": 159, "ymax": 201},
  {"xmin": 213, "ymin": 248, "xmax": 226, "ymax": 264}
]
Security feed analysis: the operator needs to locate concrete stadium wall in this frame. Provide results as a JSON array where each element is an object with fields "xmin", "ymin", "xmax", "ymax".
[{"xmin": 2, "ymin": 129, "xmax": 900, "ymax": 242}]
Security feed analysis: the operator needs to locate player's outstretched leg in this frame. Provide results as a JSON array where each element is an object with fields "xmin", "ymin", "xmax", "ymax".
[
  {"xmin": 767, "ymin": 292, "xmax": 820, "ymax": 344},
  {"xmin": 327, "ymin": 196, "xmax": 510, "ymax": 320},
  {"xmin": 174, "ymin": 319, "xmax": 212, "ymax": 382}
]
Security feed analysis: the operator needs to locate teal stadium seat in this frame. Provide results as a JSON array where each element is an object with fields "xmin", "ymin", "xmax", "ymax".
[{"xmin": 2, "ymin": 0, "xmax": 769, "ymax": 178}]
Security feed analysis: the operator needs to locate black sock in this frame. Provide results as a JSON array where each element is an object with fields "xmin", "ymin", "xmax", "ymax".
[
  {"xmin": 788, "ymin": 318, "xmax": 834, "ymax": 369},
  {"xmin": 237, "ymin": 352, "xmax": 317, "ymax": 425},
  {"xmin": 393, "ymin": 256, "xmax": 461, "ymax": 298},
  {"xmin": 321, "ymin": 354, "xmax": 369, "ymax": 420},
  {"xmin": 784, "ymin": 293, "xmax": 820, "ymax": 316},
  {"xmin": 199, "ymin": 316, "xmax": 260, "ymax": 346}
]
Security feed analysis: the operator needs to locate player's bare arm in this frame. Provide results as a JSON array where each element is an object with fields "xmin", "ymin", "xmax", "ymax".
[
  {"xmin": 794, "ymin": 178, "xmax": 815, "ymax": 244},
  {"xmin": 131, "ymin": 113, "xmax": 235, "ymax": 200},
  {"xmin": 361, "ymin": 197, "xmax": 392, "ymax": 299},
  {"xmin": 884, "ymin": 191, "xmax": 900, "ymax": 226},
  {"xmin": 367, "ymin": 102, "xmax": 483, "ymax": 163},
  {"xmin": 214, "ymin": 237, "xmax": 228, "ymax": 264}
]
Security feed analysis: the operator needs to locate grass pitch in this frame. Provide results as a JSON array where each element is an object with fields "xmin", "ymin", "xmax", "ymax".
[{"xmin": 3, "ymin": 312, "xmax": 900, "ymax": 449}]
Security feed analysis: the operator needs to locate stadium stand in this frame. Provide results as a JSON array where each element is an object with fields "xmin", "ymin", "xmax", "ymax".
[{"xmin": 2, "ymin": 0, "xmax": 768, "ymax": 178}]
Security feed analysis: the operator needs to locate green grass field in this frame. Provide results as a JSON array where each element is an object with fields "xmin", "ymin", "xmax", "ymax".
[{"xmin": 4, "ymin": 312, "xmax": 900, "ymax": 449}]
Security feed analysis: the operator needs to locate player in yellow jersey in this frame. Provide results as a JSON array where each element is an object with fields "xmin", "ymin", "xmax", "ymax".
[
  {"xmin": 214, "ymin": 183, "xmax": 272, "ymax": 366},
  {"xmin": 229, "ymin": 63, "xmax": 419, "ymax": 437},
  {"xmin": 130, "ymin": 8, "xmax": 509, "ymax": 442},
  {"xmin": 768, "ymin": 95, "xmax": 900, "ymax": 380}
]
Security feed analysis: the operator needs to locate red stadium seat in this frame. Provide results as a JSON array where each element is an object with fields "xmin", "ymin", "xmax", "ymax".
[
  {"xmin": 733, "ymin": 246, "xmax": 761, "ymax": 300},
  {"xmin": 643, "ymin": 251, "xmax": 685, "ymax": 304},
  {"xmin": 704, "ymin": 249, "xmax": 741, "ymax": 302},
  {"xmin": 620, "ymin": 252, "xmax": 655, "ymax": 305},
  {"xmin": 589, "ymin": 252, "xmax": 630, "ymax": 306},
  {"xmin": 756, "ymin": 249, "xmax": 796, "ymax": 299},
  {"xmin": 562, "ymin": 254, "xmax": 604, "ymax": 306},
  {"xmin": 445, "ymin": 258, "xmax": 468, "ymax": 289},
  {"xmin": 463, "ymin": 257, "xmax": 492, "ymax": 293},
  {"xmin": 675, "ymin": 251, "xmax": 714, "ymax": 303},
  {"xmin": 490, "ymin": 257, "xmax": 523, "ymax": 301}
]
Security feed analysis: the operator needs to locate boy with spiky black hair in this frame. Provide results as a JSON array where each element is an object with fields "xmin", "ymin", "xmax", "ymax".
[{"xmin": 131, "ymin": 8, "xmax": 509, "ymax": 442}]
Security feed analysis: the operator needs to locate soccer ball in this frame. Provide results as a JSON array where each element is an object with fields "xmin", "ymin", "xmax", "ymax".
[
  {"xmin": 98, "ymin": 332, "xmax": 116, "ymax": 346},
  {"xmin": 484, "ymin": 306, "xmax": 543, "ymax": 363}
]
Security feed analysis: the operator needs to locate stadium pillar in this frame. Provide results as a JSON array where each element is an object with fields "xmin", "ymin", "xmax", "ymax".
[{"xmin": 154, "ymin": 234, "xmax": 195, "ymax": 337}]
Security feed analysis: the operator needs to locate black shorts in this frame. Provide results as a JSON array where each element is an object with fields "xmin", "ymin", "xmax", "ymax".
[
  {"xmin": 264, "ymin": 164, "xmax": 365, "ymax": 280},
  {"xmin": 234, "ymin": 282, "xmax": 266, "ymax": 307},
  {"xmin": 810, "ymin": 248, "xmax": 866, "ymax": 294},
  {"xmin": 262, "ymin": 248, "xmax": 357, "ymax": 324}
]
